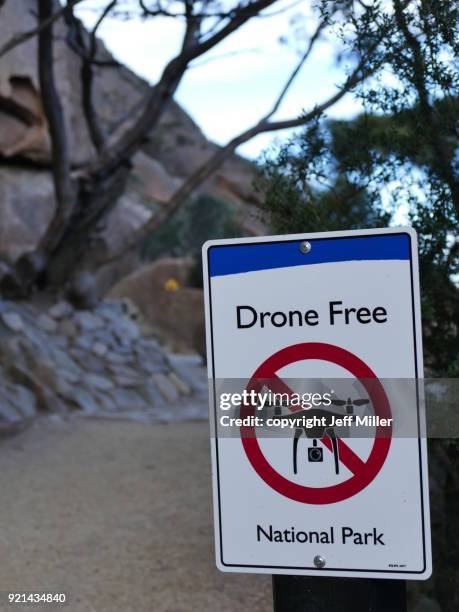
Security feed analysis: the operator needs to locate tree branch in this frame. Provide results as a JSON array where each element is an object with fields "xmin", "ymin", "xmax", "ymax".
[
  {"xmin": 89, "ymin": 0, "xmax": 117, "ymax": 53},
  {"xmin": 65, "ymin": 0, "xmax": 121, "ymax": 66},
  {"xmin": 267, "ymin": 20, "xmax": 326, "ymax": 120},
  {"xmin": 37, "ymin": 0, "xmax": 76, "ymax": 253},
  {"xmin": 97, "ymin": 55, "xmax": 372, "ymax": 268},
  {"xmin": 190, "ymin": 47, "xmax": 261, "ymax": 69},
  {"xmin": 138, "ymin": 0, "xmax": 184, "ymax": 18},
  {"xmin": 161, "ymin": 54, "xmax": 370, "ymax": 214},
  {"xmin": 0, "ymin": 0, "xmax": 85, "ymax": 59},
  {"xmin": 138, "ymin": 0, "xmax": 287, "ymax": 20},
  {"xmin": 79, "ymin": 0, "xmax": 118, "ymax": 152},
  {"xmin": 87, "ymin": 0, "xmax": 277, "ymax": 176}
]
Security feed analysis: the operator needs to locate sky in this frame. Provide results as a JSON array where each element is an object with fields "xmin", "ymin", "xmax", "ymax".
[{"xmin": 76, "ymin": 0, "xmax": 362, "ymax": 160}]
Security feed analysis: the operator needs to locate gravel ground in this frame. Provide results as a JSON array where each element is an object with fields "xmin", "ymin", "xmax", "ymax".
[{"xmin": 0, "ymin": 418, "xmax": 271, "ymax": 612}]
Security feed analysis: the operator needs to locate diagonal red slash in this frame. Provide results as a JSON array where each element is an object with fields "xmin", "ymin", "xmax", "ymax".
[
  {"xmin": 321, "ymin": 437, "xmax": 366, "ymax": 474},
  {"xmin": 264, "ymin": 375, "xmax": 367, "ymax": 476}
]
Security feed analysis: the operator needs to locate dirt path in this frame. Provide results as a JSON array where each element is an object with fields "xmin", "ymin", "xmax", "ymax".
[{"xmin": 0, "ymin": 418, "xmax": 271, "ymax": 612}]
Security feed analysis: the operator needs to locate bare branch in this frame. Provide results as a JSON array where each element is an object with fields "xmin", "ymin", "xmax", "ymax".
[
  {"xmin": 67, "ymin": 47, "xmax": 120, "ymax": 67},
  {"xmin": 258, "ymin": 61, "xmax": 367, "ymax": 132},
  {"xmin": 138, "ymin": 0, "xmax": 287, "ymax": 20},
  {"xmin": 0, "ymin": 0, "xmax": 85, "ymax": 59},
  {"xmin": 267, "ymin": 19, "xmax": 326, "ymax": 120},
  {"xmin": 87, "ymin": 0, "xmax": 277, "ymax": 175},
  {"xmin": 154, "ymin": 49, "xmax": 373, "ymax": 224},
  {"xmin": 37, "ymin": 0, "xmax": 76, "ymax": 253},
  {"xmin": 96, "ymin": 55, "xmax": 373, "ymax": 269},
  {"xmin": 89, "ymin": 0, "xmax": 118, "ymax": 53},
  {"xmin": 79, "ymin": 0, "xmax": 119, "ymax": 152},
  {"xmin": 138, "ymin": 0, "xmax": 303, "ymax": 20},
  {"xmin": 64, "ymin": 1, "xmax": 120, "ymax": 66},
  {"xmin": 139, "ymin": 0, "xmax": 182, "ymax": 18},
  {"xmin": 191, "ymin": 47, "xmax": 261, "ymax": 68}
]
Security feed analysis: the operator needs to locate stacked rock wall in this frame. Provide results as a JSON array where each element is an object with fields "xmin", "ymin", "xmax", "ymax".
[{"xmin": 0, "ymin": 298, "xmax": 207, "ymax": 435}]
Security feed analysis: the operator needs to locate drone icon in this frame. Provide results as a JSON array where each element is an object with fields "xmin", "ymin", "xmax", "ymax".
[{"xmin": 271, "ymin": 397, "xmax": 370, "ymax": 476}]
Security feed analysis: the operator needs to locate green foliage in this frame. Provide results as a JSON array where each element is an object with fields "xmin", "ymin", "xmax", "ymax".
[
  {"xmin": 259, "ymin": 0, "xmax": 459, "ymax": 376},
  {"xmin": 258, "ymin": 121, "xmax": 391, "ymax": 236},
  {"xmin": 327, "ymin": 112, "xmax": 459, "ymax": 374},
  {"xmin": 140, "ymin": 193, "xmax": 243, "ymax": 278}
]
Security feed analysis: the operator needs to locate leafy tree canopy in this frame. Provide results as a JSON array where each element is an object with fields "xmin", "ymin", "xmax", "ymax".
[{"xmin": 258, "ymin": 0, "xmax": 459, "ymax": 374}]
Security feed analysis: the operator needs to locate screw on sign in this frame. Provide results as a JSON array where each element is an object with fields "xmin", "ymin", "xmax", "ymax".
[{"xmin": 240, "ymin": 342, "xmax": 392, "ymax": 505}]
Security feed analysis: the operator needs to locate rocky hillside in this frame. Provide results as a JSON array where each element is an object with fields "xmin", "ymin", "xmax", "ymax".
[{"xmin": 0, "ymin": 0, "xmax": 266, "ymax": 283}]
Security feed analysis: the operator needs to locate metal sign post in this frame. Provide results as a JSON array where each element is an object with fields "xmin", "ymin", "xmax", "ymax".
[{"xmin": 272, "ymin": 576, "xmax": 407, "ymax": 612}]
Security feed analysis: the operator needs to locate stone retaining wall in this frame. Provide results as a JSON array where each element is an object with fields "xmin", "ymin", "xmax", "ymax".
[{"xmin": 0, "ymin": 298, "xmax": 204, "ymax": 435}]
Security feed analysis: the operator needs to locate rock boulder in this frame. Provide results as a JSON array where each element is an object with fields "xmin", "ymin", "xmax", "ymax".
[{"xmin": 108, "ymin": 258, "xmax": 204, "ymax": 354}]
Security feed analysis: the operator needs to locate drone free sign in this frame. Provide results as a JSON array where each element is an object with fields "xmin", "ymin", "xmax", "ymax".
[{"xmin": 202, "ymin": 228, "xmax": 432, "ymax": 580}]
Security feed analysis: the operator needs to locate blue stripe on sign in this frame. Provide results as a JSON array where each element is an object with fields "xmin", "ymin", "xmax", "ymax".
[{"xmin": 208, "ymin": 234, "xmax": 410, "ymax": 277}]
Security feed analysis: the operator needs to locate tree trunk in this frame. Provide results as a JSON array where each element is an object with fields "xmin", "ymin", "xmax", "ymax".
[
  {"xmin": 0, "ymin": 164, "xmax": 130, "ymax": 296},
  {"xmin": 44, "ymin": 165, "xmax": 131, "ymax": 287}
]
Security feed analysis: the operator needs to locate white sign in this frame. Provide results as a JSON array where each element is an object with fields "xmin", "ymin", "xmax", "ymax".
[{"xmin": 202, "ymin": 228, "xmax": 431, "ymax": 580}]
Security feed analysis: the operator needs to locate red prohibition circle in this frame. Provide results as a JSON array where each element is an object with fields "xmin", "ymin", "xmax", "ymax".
[{"xmin": 240, "ymin": 343, "xmax": 392, "ymax": 505}]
